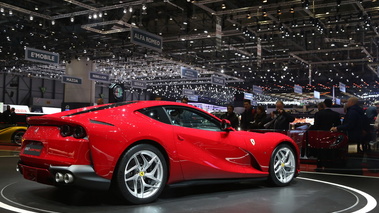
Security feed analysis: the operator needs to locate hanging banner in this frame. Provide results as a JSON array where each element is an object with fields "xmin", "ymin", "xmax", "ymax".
[
  {"xmin": 183, "ymin": 89, "xmax": 195, "ymax": 96},
  {"xmin": 253, "ymin": 85, "xmax": 263, "ymax": 95},
  {"xmin": 314, "ymin": 91, "xmax": 320, "ymax": 99},
  {"xmin": 257, "ymin": 39, "xmax": 262, "ymax": 67},
  {"xmin": 131, "ymin": 28, "xmax": 162, "ymax": 52},
  {"xmin": 25, "ymin": 47, "xmax": 59, "ymax": 65},
  {"xmin": 244, "ymin": 92, "xmax": 253, "ymax": 101},
  {"xmin": 62, "ymin": 76, "xmax": 82, "ymax": 85},
  {"xmin": 216, "ymin": 16, "xmax": 222, "ymax": 51},
  {"xmin": 181, "ymin": 67, "xmax": 198, "ymax": 79},
  {"xmin": 294, "ymin": 84, "xmax": 302, "ymax": 94},
  {"xmin": 211, "ymin": 75, "xmax": 226, "ymax": 86},
  {"xmin": 131, "ymin": 80, "xmax": 147, "ymax": 89},
  {"xmin": 89, "ymin": 72, "xmax": 110, "ymax": 83},
  {"xmin": 339, "ymin": 82, "xmax": 346, "ymax": 93}
]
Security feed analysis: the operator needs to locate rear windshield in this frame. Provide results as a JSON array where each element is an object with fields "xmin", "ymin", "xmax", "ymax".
[{"xmin": 64, "ymin": 101, "xmax": 137, "ymax": 117}]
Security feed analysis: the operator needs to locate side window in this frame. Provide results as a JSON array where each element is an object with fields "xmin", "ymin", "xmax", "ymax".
[
  {"xmin": 164, "ymin": 107, "xmax": 221, "ymax": 131},
  {"xmin": 138, "ymin": 107, "xmax": 170, "ymax": 124}
]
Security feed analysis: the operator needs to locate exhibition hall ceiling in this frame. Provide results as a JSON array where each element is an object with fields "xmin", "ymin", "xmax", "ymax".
[{"xmin": 0, "ymin": 0, "xmax": 379, "ymax": 102}]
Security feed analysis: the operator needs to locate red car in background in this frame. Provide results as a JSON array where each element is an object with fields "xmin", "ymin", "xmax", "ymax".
[
  {"xmin": 18, "ymin": 101, "xmax": 299, "ymax": 204},
  {"xmin": 254, "ymin": 123, "xmax": 349, "ymax": 168}
]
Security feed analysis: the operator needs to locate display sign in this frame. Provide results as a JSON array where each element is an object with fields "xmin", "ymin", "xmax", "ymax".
[
  {"xmin": 89, "ymin": 72, "xmax": 110, "ymax": 83},
  {"xmin": 211, "ymin": 75, "xmax": 226, "ymax": 86},
  {"xmin": 253, "ymin": 85, "xmax": 263, "ymax": 95},
  {"xmin": 131, "ymin": 28, "xmax": 162, "ymax": 52},
  {"xmin": 188, "ymin": 95, "xmax": 198, "ymax": 102},
  {"xmin": 244, "ymin": 92, "xmax": 253, "ymax": 100},
  {"xmin": 294, "ymin": 84, "xmax": 302, "ymax": 94},
  {"xmin": 25, "ymin": 47, "xmax": 59, "ymax": 65},
  {"xmin": 131, "ymin": 80, "xmax": 147, "ymax": 89},
  {"xmin": 183, "ymin": 89, "xmax": 195, "ymax": 96},
  {"xmin": 336, "ymin": 98, "xmax": 341, "ymax": 105},
  {"xmin": 314, "ymin": 91, "xmax": 320, "ymax": 99},
  {"xmin": 62, "ymin": 76, "xmax": 82, "ymax": 85},
  {"xmin": 181, "ymin": 67, "xmax": 198, "ymax": 79},
  {"xmin": 339, "ymin": 82, "xmax": 346, "ymax": 93}
]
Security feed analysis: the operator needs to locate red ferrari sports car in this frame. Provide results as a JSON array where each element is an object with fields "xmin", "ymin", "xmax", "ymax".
[{"xmin": 18, "ymin": 101, "xmax": 300, "ymax": 204}]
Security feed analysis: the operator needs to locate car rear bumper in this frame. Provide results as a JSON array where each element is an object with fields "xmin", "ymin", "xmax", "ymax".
[{"xmin": 17, "ymin": 161, "xmax": 111, "ymax": 191}]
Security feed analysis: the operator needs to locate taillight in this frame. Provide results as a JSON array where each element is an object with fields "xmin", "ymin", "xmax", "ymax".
[
  {"xmin": 60, "ymin": 125, "xmax": 87, "ymax": 139},
  {"xmin": 60, "ymin": 125, "xmax": 72, "ymax": 137},
  {"xmin": 73, "ymin": 126, "xmax": 86, "ymax": 139}
]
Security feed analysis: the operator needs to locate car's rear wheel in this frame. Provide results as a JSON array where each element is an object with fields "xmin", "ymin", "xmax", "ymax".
[
  {"xmin": 12, "ymin": 130, "xmax": 25, "ymax": 145},
  {"xmin": 268, "ymin": 144, "xmax": 296, "ymax": 186},
  {"xmin": 113, "ymin": 144, "xmax": 167, "ymax": 204}
]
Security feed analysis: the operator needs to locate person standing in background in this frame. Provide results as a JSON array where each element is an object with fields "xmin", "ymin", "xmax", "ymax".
[
  {"xmin": 312, "ymin": 99, "xmax": 341, "ymax": 131},
  {"xmin": 240, "ymin": 100, "xmax": 255, "ymax": 131},
  {"xmin": 270, "ymin": 101, "xmax": 294, "ymax": 130},
  {"xmin": 331, "ymin": 97, "xmax": 365, "ymax": 152},
  {"xmin": 221, "ymin": 105, "xmax": 239, "ymax": 129}
]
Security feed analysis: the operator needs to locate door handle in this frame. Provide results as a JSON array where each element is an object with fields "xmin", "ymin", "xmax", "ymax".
[{"xmin": 177, "ymin": 135, "xmax": 184, "ymax": 141}]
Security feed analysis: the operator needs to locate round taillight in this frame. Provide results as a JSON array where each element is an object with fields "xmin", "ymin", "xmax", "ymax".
[
  {"xmin": 73, "ymin": 126, "xmax": 86, "ymax": 139},
  {"xmin": 60, "ymin": 125, "xmax": 72, "ymax": 137}
]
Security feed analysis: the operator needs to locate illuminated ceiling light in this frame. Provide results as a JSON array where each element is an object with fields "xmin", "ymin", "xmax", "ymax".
[
  {"xmin": 29, "ymin": 15, "xmax": 33, "ymax": 21},
  {"xmin": 221, "ymin": 4, "xmax": 226, "ymax": 10},
  {"xmin": 262, "ymin": 9, "xmax": 267, "ymax": 17},
  {"xmin": 277, "ymin": 7, "xmax": 281, "ymax": 15},
  {"xmin": 129, "ymin": 7, "xmax": 133, "ymax": 13},
  {"xmin": 93, "ymin": 13, "xmax": 98, "ymax": 19},
  {"xmin": 290, "ymin": 6, "xmax": 295, "ymax": 14},
  {"xmin": 51, "ymin": 20, "xmax": 55, "ymax": 25},
  {"xmin": 142, "ymin": 4, "xmax": 147, "ymax": 10},
  {"xmin": 98, "ymin": 11, "xmax": 103, "ymax": 18},
  {"xmin": 247, "ymin": 13, "xmax": 252, "ymax": 19},
  {"xmin": 262, "ymin": 0, "xmax": 268, "ymax": 3},
  {"xmin": 0, "ymin": 8, "xmax": 4, "ymax": 13},
  {"xmin": 9, "ymin": 10, "xmax": 12, "ymax": 15},
  {"xmin": 123, "ymin": 8, "xmax": 127, "ymax": 13},
  {"xmin": 88, "ymin": 14, "xmax": 92, "ymax": 19}
]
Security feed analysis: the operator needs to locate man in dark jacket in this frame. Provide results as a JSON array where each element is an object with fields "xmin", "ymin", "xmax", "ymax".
[
  {"xmin": 221, "ymin": 105, "xmax": 239, "ymax": 129},
  {"xmin": 312, "ymin": 99, "xmax": 341, "ymax": 131},
  {"xmin": 270, "ymin": 100, "xmax": 295, "ymax": 130},
  {"xmin": 240, "ymin": 100, "xmax": 255, "ymax": 131},
  {"xmin": 331, "ymin": 97, "xmax": 364, "ymax": 152}
]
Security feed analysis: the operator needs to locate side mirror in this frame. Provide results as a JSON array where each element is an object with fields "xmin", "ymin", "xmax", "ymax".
[{"xmin": 221, "ymin": 119, "xmax": 234, "ymax": 131}]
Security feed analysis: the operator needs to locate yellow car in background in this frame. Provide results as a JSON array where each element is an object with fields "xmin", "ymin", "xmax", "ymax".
[{"xmin": 0, "ymin": 125, "xmax": 27, "ymax": 145}]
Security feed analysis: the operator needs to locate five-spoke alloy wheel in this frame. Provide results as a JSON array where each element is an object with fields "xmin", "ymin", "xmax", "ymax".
[
  {"xmin": 268, "ymin": 144, "xmax": 296, "ymax": 186},
  {"xmin": 113, "ymin": 144, "xmax": 167, "ymax": 204}
]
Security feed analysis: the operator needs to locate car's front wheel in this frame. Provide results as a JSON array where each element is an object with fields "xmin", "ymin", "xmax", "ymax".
[
  {"xmin": 268, "ymin": 144, "xmax": 296, "ymax": 186},
  {"xmin": 113, "ymin": 144, "xmax": 168, "ymax": 204}
]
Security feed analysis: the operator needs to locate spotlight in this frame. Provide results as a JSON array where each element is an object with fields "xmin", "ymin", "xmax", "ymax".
[
  {"xmin": 262, "ymin": 9, "xmax": 267, "ymax": 17},
  {"xmin": 290, "ymin": 6, "xmax": 295, "ymax": 14},
  {"xmin": 277, "ymin": 8, "xmax": 282, "ymax": 15},
  {"xmin": 70, "ymin": 16, "xmax": 74, "ymax": 22},
  {"xmin": 51, "ymin": 20, "xmax": 55, "ymax": 25},
  {"xmin": 221, "ymin": 4, "xmax": 226, "ymax": 10}
]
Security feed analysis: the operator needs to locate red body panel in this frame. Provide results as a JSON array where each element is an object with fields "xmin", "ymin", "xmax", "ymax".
[{"xmin": 19, "ymin": 101, "xmax": 300, "ymax": 187}]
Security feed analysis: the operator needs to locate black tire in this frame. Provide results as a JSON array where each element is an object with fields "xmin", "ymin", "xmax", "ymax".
[
  {"xmin": 268, "ymin": 144, "xmax": 297, "ymax": 186},
  {"xmin": 12, "ymin": 130, "xmax": 25, "ymax": 145},
  {"xmin": 112, "ymin": 144, "xmax": 168, "ymax": 204}
]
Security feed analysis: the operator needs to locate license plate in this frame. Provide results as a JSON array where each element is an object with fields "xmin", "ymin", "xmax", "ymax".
[{"xmin": 23, "ymin": 142, "xmax": 43, "ymax": 156}]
